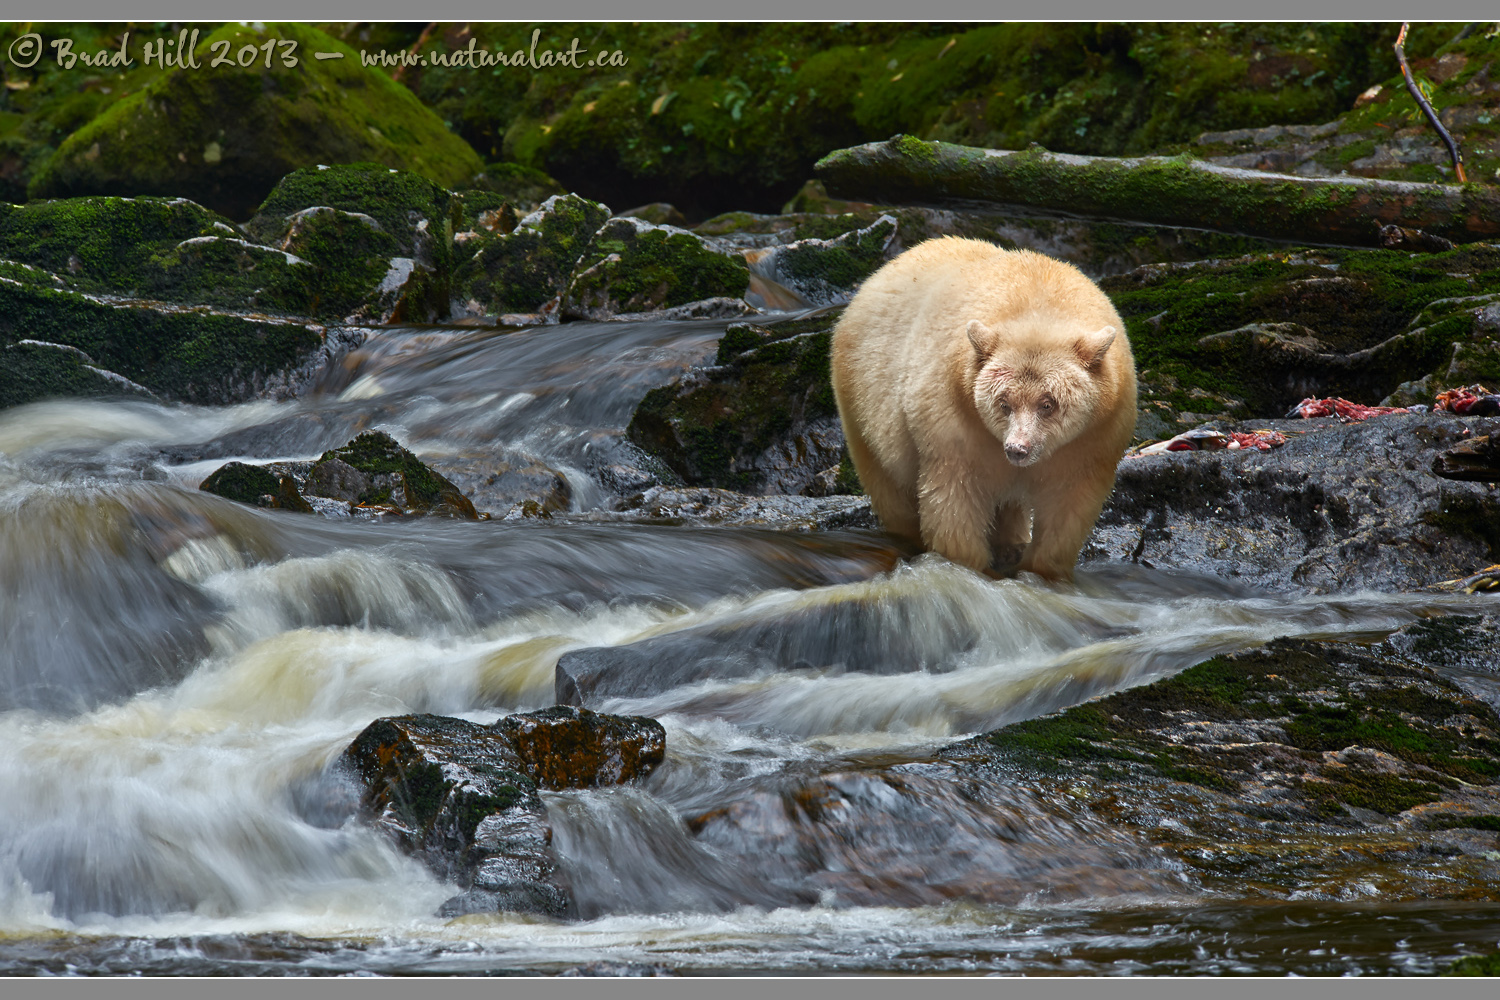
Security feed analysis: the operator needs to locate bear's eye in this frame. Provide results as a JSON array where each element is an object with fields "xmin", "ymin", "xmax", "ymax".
[
  {"xmin": 999, "ymin": 402, "xmax": 1012, "ymax": 416},
  {"xmin": 1039, "ymin": 397, "xmax": 1056, "ymax": 415}
]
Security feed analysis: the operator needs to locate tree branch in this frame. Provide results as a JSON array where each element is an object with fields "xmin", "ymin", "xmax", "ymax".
[{"xmin": 1395, "ymin": 22, "xmax": 1468, "ymax": 183}]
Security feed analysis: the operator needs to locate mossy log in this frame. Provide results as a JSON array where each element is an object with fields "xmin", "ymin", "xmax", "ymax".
[{"xmin": 815, "ymin": 136, "xmax": 1500, "ymax": 248}]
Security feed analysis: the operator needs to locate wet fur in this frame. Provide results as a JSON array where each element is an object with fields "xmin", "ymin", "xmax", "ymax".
[{"xmin": 831, "ymin": 238, "xmax": 1137, "ymax": 581}]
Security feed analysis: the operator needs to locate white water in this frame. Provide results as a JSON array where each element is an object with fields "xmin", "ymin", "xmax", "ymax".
[{"xmin": 1, "ymin": 320, "xmax": 1497, "ymax": 975}]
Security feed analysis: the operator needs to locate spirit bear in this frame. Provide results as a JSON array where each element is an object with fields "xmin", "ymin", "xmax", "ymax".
[{"xmin": 831, "ymin": 238, "xmax": 1137, "ymax": 582}]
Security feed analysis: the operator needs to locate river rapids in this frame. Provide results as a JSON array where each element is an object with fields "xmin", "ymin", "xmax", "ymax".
[{"xmin": 1, "ymin": 318, "xmax": 1497, "ymax": 976}]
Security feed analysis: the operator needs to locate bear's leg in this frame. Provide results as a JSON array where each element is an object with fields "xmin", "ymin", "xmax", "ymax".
[
  {"xmin": 845, "ymin": 420, "xmax": 921, "ymax": 543},
  {"xmin": 1017, "ymin": 478, "xmax": 1109, "ymax": 582},
  {"xmin": 917, "ymin": 460, "xmax": 994, "ymax": 572},
  {"xmin": 988, "ymin": 503, "xmax": 1031, "ymax": 573}
]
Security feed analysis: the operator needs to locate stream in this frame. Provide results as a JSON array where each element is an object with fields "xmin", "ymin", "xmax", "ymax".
[{"xmin": 1, "ymin": 318, "xmax": 1497, "ymax": 976}]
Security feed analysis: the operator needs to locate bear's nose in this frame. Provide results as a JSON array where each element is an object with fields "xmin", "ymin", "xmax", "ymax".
[{"xmin": 1006, "ymin": 442, "xmax": 1031, "ymax": 463}]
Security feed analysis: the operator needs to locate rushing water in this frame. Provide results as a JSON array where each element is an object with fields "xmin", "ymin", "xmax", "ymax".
[{"xmin": 1, "ymin": 319, "xmax": 1497, "ymax": 976}]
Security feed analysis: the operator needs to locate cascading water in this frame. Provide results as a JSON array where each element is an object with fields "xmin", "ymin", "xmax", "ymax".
[{"xmin": 2, "ymin": 318, "xmax": 1497, "ymax": 975}]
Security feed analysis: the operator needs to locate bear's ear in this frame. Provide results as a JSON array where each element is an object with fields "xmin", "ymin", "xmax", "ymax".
[
  {"xmin": 966, "ymin": 320, "xmax": 999, "ymax": 359},
  {"xmin": 1075, "ymin": 326, "xmax": 1116, "ymax": 370}
]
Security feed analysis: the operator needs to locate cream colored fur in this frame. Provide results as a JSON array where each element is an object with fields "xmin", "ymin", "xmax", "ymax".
[{"xmin": 831, "ymin": 238, "xmax": 1137, "ymax": 582}]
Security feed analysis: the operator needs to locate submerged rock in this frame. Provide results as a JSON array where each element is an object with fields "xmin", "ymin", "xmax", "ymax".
[
  {"xmin": 340, "ymin": 707, "xmax": 665, "ymax": 917},
  {"xmin": 198, "ymin": 430, "xmax": 480, "ymax": 519}
]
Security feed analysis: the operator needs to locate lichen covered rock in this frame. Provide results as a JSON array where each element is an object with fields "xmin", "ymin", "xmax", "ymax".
[
  {"xmin": 29, "ymin": 22, "xmax": 484, "ymax": 220},
  {"xmin": 0, "ymin": 340, "xmax": 152, "ymax": 410},
  {"xmin": 740, "ymin": 214, "xmax": 895, "ymax": 308}
]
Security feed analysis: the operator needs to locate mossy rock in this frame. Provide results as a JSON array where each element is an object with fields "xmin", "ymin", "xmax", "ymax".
[
  {"xmin": 28, "ymin": 22, "xmax": 484, "ymax": 220},
  {"xmin": 963, "ymin": 637, "xmax": 1500, "ymax": 822},
  {"xmin": 561, "ymin": 216, "xmax": 749, "ymax": 320},
  {"xmin": 626, "ymin": 312, "xmax": 846, "ymax": 493},
  {"xmin": 469, "ymin": 162, "xmax": 566, "ymax": 212},
  {"xmin": 0, "ymin": 281, "xmax": 324, "ymax": 407},
  {"xmin": 1101, "ymin": 245, "xmax": 1500, "ymax": 417},
  {"xmin": 746, "ymin": 215, "xmax": 896, "ymax": 308},
  {"xmin": 0, "ymin": 340, "xmax": 150, "ymax": 410},
  {"xmin": 0, "ymin": 195, "xmax": 322, "ymax": 315},
  {"xmin": 450, "ymin": 193, "xmax": 610, "ymax": 318},
  {"xmin": 453, "ymin": 190, "xmax": 519, "ymax": 235},
  {"xmin": 312, "ymin": 430, "xmax": 477, "ymax": 518},
  {"xmin": 198, "ymin": 461, "xmax": 312, "ymax": 513},
  {"xmin": 1446, "ymin": 952, "xmax": 1500, "ymax": 976}
]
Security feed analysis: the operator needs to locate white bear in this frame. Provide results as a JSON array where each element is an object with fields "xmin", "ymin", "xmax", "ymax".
[{"xmin": 831, "ymin": 238, "xmax": 1137, "ymax": 581}]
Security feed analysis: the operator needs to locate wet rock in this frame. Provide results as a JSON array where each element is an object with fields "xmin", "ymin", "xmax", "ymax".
[
  {"xmin": 560, "ymin": 217, "xmax": 750, "ymax": 321},
  {"xmin": 198, "ymin": 462, "xmax": 313, "ymax": 513},
  {"xmin": 626, "ymin": 312, "xmax": 847, "ymax": 494},
  {"xmin": 340, "ymin": 708, "xmax": 666, "ymax": 917},
  {"xmin": 556, "ymin": 589, "xmax": 979, "ymax": 705},
  {"xmin": 684, "ymin": 763, "xmax": 1172, "ymax": 909},
  {"xmin": 0, "ymin": 340, "xmax": 153, "ymax": 410},
  {"xmin": 1433, "ymin": 433, "xmax": 1500, "ymax": 482},
  {"xmin": 939, "ymin": 635, "xmax": 1500, "ymax": 900},
  {"xmin": 493, "ymin": 705, "xmax": 666, "ymax": 790},
  {"xmin": 611, "ymin": 485, "xmax": 876, "ymax": 531},
  {"xmin": 617, "ymin": 203, "xmax": 689, "ymax": 227},
  {"xmin": 468, "ymin": 163, "xmax": 567, "ymax": 214},
  {"xmin": 28, "ymin": 23, "xmax": 484, "ymax": 220},
  {"xmin": 450, "ymin": 193, "xmax": 611, "ymax": 321},
  {"xmin": 306, "ymin": 431, "xmax": 478, "ymax": 519},
  {"xmin": 1088, "ymin": 413, "xmax": 1500, "ymax": 593}
]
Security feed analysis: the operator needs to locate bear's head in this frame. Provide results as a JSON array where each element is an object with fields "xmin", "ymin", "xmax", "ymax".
[{"xmin": 967, "ymin": 319, "xmax": 1116, "ymax": 467}]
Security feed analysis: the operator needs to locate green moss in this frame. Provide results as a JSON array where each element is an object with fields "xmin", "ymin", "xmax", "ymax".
[
  {"xmin": 469, "ymin": 162, "xmax": 566, "ymax": 210},
  {"xmin": 628, "ymin": 316, "xmax": 840, "ymax": 490},
  {"xmin": 318, "ymin": 431, "xmax": 437, "ymax": 505},
  {"xmin": 29, "ymin": 22, "xmax": 484, "ymax": 220},
  {"xmin": 1446, "ymin": 952, "xmax": 1500, "ymax": 976},
  {"xmin": 0, "ymin": 281, "xmax": 322, "ymax": 406},
  {"xmin": 972, "ymin": 640, "xmax": 1499, "ymax": 810},
  {"xmin": 246, "ymin": 162, "xmax": 452, "ymax": 260},
  {"xmin": 1422, "ymin": 493, "xmax": 1500, "ymax": 564},
  {"xmin": 0, "ymin": 196, "xmax": 240, "ymax": 296},
  {"xmin": 198, "ymin": 461, "xmax": 280, "ymax": 506},
  {"xmin": 777, "ymin": 217, "xmax": 894, "ymax": 289},
  {"xmin": 567, "ymin": 217, "xmax": 748, "ymax": 314},
  {"xmin": 1424, "ymin": 812, "xmax": 1500, "ymax": 832},
  {"xmin": 1099, "ymin": 245, "xmax": 1500, "ymax": 416},
  {"xmin": 0, "ymin": 340, "xmax": 149, "ymax": 410},
  {"xmin": 404, "ymin": 23, "xmax": 1391, "ymax": 217},
  {"xmin": 453, "ymin": 193, "xmax": 610, "ymax": 314}
]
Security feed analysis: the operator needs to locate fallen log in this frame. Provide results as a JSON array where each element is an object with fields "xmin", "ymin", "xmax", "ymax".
[{"xmin": 814, "ymin": 135, "xmax": 1500, "ymax": 248}]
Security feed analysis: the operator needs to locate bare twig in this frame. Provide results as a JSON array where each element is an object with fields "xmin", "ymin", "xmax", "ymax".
[
  {"xmin": 1395, "ymin": 22, "xmax": 1468, "ymax": 183},
  {"xmin": 393, "ymin": 22, "xmax": 439, "ymax": 84}
]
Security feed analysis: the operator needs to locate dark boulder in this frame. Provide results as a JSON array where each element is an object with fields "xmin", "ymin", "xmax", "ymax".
[
  {"xmin": 626, "ymin": 312, "xmax": 849, "ymax": 495},
  {"xmin": 340, "ymin": 708, "xmax": 666, "ymax": 918},
  {"xmin": 1087, "ymin": 414, "xmax": 1500, "ymax": 594}
]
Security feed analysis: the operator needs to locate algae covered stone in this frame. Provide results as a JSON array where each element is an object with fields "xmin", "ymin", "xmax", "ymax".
[
  {"xmin": 450, "ymin": 193, "xmax": 610, "ymax": 319},
  {"xmin": 561, "ymin": 216, "xmax": 750, "ymax": 321},
  {"xmin": 29, "ymin": 22, "xmax": 484, "ymax": 220},
  {"xmin": 307, "ymin": 430, "xmax": 478, "ymax": 518},
  {"xmin": 626, "ymin": 312, "xmax": 846, "ymax": 493},
  {"xmin": 0, "ymin": 340, "xmax": 151, "ymax": 411}
]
